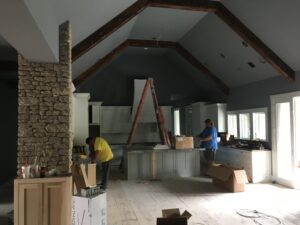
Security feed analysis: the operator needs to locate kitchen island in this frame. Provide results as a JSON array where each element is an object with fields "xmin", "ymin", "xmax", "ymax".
[
  {"xmin": 123, "ymin": 146, "xmax": 204, "ymax": 180},
  {"xmin": 216, "ymin": 146, "xmax": 272, "ymax": 183}
]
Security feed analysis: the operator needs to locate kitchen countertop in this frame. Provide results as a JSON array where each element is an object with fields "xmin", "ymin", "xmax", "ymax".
[{"xmin": 219, "ymin": 145, "xmax": 271, "ymax": 151}]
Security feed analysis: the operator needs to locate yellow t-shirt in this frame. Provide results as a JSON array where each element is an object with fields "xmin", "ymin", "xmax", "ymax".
[{"xmin": 94, "ymin": 137, "xmax": 113, "ymax": 163}]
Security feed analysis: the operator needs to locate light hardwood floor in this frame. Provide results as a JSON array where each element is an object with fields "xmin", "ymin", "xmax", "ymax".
[{"xmin": 106, "ymin": 171, "xmax": 300, "ymax": 225}]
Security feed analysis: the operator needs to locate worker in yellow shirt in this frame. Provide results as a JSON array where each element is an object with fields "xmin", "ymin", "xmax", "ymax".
[{"xmin": 86, "ymin": 137, "xmax": 114, "ymax": 190}]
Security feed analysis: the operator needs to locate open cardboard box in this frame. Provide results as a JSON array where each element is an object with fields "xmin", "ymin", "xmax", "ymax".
[
  {"xmin": 157, "ymin": 208, "xmax": 192, "ymax": 225},
  {"xmin": 207, "ymin": 163, "xmax": 248, "ymax": 192}
]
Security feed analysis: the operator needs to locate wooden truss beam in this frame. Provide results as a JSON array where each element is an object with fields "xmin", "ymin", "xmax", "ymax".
[
  {"xmin": 73, "ymin": 40, "xmax": 129, "ymax": 86},
  {"xmin": 71, "ymin": 0, "xmax": 148, "ymax": 62},
  {"xmin": 73, "ymin": 39, "xmax": 230, "ymax": 95},
  {"xmin": 72, "ymin": 0, "xmax": 295, "ymax": 83},
  {"xmin": 215, "ymin": 4, "xmax": 295, "ymax": 81},
  {"xmin": 147, "ymin": 0, "xmax": 219, "ymax": 12},
  {"xmin": 175, "ymin": 43, "xmax": 229, "ymax": 95}
]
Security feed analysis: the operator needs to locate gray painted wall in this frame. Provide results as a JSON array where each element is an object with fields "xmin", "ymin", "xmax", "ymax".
[
  {"xmin": 0, "ymin": 79, "xmax": 17, "ymax": 182},
  {"xmin": 76, "ymin": 52, "xmax": 227, "ymax": 106},
  {"xmin": 227, "ymin": 72, "xmax": 300, "ymax": 145},
  {"xmin": 227, "ymin": 72, "xmax": 300, "ymax": 111}
]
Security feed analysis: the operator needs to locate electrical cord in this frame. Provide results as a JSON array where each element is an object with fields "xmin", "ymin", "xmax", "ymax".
[{"xmin": 236, "ymin": 209, "xmax": 285, "ymax": 225}]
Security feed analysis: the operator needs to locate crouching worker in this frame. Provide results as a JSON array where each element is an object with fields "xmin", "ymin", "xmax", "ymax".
[{"xmin": 86, "ymin": 137, "xmax": 114, "ymax": 190}]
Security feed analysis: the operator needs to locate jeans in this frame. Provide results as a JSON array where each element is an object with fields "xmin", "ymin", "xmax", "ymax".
[
  {"xmin": 204, "ymin": 148, "xmax": 217, "ymax": 162},
  {"xmin": 101, "ymin": 160, "xmax": 111, "ymax": 189}
]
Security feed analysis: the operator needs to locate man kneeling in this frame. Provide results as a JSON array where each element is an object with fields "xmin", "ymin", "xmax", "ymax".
[{"xmin": 86, "ymin": 137, "xmax": 114, "ymax": 190}]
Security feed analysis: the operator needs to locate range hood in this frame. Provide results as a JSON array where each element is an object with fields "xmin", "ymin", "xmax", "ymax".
[{"xmin": 131, "ymin": 79, "xmax": 157, "ymax": 123}]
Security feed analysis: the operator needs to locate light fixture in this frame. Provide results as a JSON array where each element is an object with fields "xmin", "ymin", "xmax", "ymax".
[{"xmin": 144, "ymin": 47, "xmax": 148, "ymax": 50}]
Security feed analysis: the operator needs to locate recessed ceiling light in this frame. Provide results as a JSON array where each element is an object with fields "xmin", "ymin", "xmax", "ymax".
[
  {"xmin": 144, "ymin": 47, "xmax": 148, "ymax": 50},
  {"xmin": 242, "ymin": 41, "xmax": 248, "ymax": 47},
  {"xmin": 248, "ymin": 62, "xmax": 256, "ymax": 68},
  {"xmin": 220, "ymin": 53, "xmax": 226, "ymax": 59}
]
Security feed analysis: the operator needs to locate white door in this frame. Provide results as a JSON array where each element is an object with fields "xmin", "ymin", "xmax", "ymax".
[{"xmin": 271, "ymin": 91, "xmax": 300, "ymax": 188}]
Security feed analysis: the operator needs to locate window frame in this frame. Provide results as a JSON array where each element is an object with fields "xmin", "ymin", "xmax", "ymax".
[
  {"xmin": 227, "ymin": 107, "xmax": 268, "ymax": 141},
  {"xmin": 227, "ymin": 114, "xmax": 238, "ymax": 138},
  {"xmin": 173, "ymin": 108, "xmax": 181, "ymax": 136}
]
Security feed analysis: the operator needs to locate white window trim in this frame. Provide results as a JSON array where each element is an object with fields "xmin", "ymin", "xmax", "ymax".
[{"xmin": 227, "ymin": 107, "xmax": 268, "ymax": 141}]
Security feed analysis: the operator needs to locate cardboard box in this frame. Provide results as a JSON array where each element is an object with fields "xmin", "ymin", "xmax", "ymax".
[
  {"xmin": 72, "ymin": 163, "xmax": 97, "ymax": 194},
  {"xmin": 157, "ymin": 208, "xmax": 191, "ymax": 225},
  {"xmin": 86, "ymin": 163, "xmax": 96, "ymax": 186},
  {"xmin": 174, "ymin": 136, "xmax": 194, "ymax": 150},
  {"xmin": 157, "ymin": 217, "xmax": 187, "ymax": 225},
  {"xmin": 207, "ymin": 164, "xmax": 248, "ymax": 192},
  {"xmin": 72, "ymin": 192, "xmax": 107, "ymax": 225}
]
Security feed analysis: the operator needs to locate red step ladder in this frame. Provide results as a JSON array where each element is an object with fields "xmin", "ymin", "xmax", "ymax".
[{"xmin": 127, "ymin": 78, "xmax": 171, "ymax": 146}]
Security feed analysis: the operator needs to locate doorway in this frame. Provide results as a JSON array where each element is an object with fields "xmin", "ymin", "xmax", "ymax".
[{"xmin": 271, "ymin": 91, "xmax": 300, "ymax": 188}]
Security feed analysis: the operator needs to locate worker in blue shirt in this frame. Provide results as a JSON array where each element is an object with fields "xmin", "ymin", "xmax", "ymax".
[{"xmin": 197, "ymin": 119, "xmax": 218, "ymax": 172}]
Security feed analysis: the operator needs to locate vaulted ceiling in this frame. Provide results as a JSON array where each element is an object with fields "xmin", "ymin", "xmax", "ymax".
[{"xmin": 0, "ymin": 0, "xmax": 299, "ymax": 99}]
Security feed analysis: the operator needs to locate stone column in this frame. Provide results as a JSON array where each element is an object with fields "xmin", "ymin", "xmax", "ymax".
[{"xmin": 17, "ymin": 21, "xmax": 72, "ymax": 173}]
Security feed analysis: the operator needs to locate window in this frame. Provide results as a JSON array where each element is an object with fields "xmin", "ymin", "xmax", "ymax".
[
  {"xmin": 227, "ymin": 108, "xmax": 267, "ymax": 140},
  {"xmin": 227, "ymin": 114, "xmax": 238, "ymax": 137},
  {"xmin": 239, "ymin": 113, "xmax": 250, "ymax": 139},
  {"xmin": 253, "ymin": 112, "xmax": 266, "ymax": 140},
  {"xmin": 174, "ymin": 109, "xmax": 180, "ymax": 136}
]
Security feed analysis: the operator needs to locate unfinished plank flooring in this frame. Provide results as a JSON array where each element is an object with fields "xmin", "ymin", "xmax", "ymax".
[{"xmin": 106, "ymin": 171, "xmax": 300, "ymax": 225}]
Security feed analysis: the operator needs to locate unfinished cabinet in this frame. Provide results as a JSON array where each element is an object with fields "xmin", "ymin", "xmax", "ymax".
[
  {"xmin": 14, "ymin": 176, "xmax": 72, "ymax": 225},
  {"xmin": 125, "ymin": 149, "xmax": 201, "ymax": 179},
  {"xmin": 216, "ymin": 147, "xmax": 272, "ymax": 183}
]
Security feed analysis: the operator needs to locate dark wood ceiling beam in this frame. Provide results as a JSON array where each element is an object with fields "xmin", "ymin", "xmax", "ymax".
[
  {"xmin": 175, "ymin": 44, "xmax": 229, "ymax": 95},
  {"xmin": 73, "ymin": 39, "xmax": 230, "ymax": 95},
  {"xmin": 215, "ymin": 4, "xmax": 295, "ymax": 81},
  {"xmin": 72, "ymin": 0, "xmax": 148, "ymax": 62},
  {"xmin": 147, "ymin": 0, "xmax": 218, "ymax": 12},
  {"xmin": 0, "ymin": 61, "xmax": 18, "ymax": 72},
  {"xmin": 73, "ymin": 40, "xmax": 129, "ymax": 86},
  {"xmin": 128, "ymin": 39, "xmax": 177, "ymax": 49}
]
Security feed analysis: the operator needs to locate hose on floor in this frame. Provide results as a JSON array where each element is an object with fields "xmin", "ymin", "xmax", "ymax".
[{"xmin": 236, "ymin": 209, "xmax": 285, "ymax": 225}]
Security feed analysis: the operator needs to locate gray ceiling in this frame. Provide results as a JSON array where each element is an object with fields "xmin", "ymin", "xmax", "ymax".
[
  {"xmin": 129, "ymin": 7, "xmax": 207, "ymax": 41},
  {"xmin": 1, "ymin": 0, "xmax": 299, "ymax": 91},
  {"xmin": 72, "ymin": 0, "xmax": 300, "ymax": 90},
  {"xmin": 180, "ymin": 13, "xmax": 277, "ymax": 87}
]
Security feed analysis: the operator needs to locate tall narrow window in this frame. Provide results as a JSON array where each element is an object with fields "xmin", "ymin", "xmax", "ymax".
[
  {"xmin": 253, "ymin": 112, "xmax": 266, "ymax": 140},
  {"xmin": 239, "ymin": 113, "xmax": 250, "ymax": 139},
  {"xmin": 227, "ymin": 114, "xmax": 238, "ymax": 138},
  {"xmin": 174, "ymin": 109, "xmax": 180, "ymax": 136}
]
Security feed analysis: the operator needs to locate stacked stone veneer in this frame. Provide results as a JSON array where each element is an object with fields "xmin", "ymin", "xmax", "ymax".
[{"xmin": 17, "ymin": 21, "xmax": 72, "ymax": 173}]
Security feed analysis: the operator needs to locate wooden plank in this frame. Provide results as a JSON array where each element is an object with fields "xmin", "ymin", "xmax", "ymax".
[
  {"xmin": 215, "ymin": 3, "xmax": 295, "ymax": 81},
  {"xmin": 72, "ymin": 0, "xmax": 148, "ymax": 62},
  {"xmin": 175, "ymin": 43, "xmax": 230, "ymax": 95},
  {"xmin": 73, "ymin": 40, "xmax": 129, "ymax": 86},
  {"xmin": 148, "ymin": 0, "xmax": 219, "ymax": 12}
]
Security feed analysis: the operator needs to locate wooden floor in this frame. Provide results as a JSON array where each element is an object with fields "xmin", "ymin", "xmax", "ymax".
[{"xmin": 106, "ymin": 169, "xmax": 300, "ymax": 225}]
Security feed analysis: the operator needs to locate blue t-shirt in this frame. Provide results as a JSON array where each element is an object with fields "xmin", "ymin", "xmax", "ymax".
[{"xmin": 199, "ymin": 127, "xmax": 218, "ymax": 150}]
